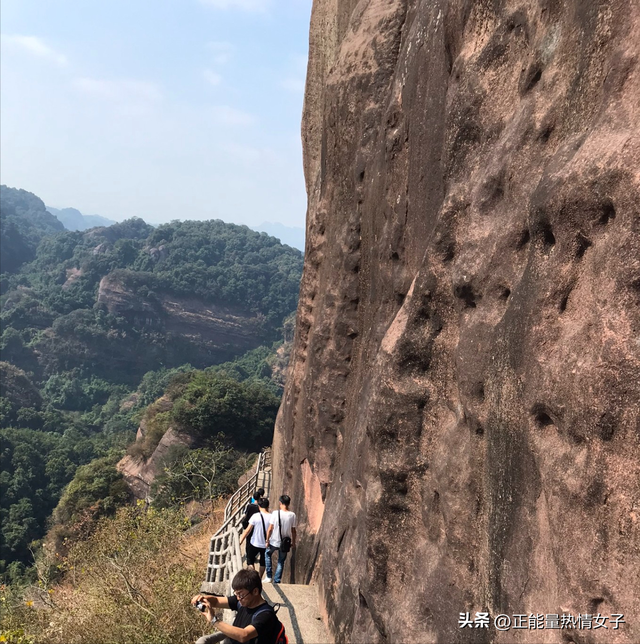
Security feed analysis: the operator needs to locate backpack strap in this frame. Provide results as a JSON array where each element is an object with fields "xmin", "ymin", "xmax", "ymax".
[
  {"xmin": 259, "ymin": 512, "xmax": 267, "ymax": 544},
  {"xmin": 251, "ymin": 602, "xmax": 280, "ymax": 618}
]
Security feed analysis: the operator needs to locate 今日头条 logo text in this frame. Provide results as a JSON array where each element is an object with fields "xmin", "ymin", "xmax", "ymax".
[{"xmin": 458, "ymin": 611, "xmax": 625, "ymax": 632}]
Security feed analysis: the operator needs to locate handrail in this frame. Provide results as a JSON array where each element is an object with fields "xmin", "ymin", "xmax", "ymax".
[
  {"xmin": 204, "ymin": 447, "xmax": 271, "ymax": 587},
  {"xmin": 224, "ymin": 450, "xmax": 265, "ymax": 522}
]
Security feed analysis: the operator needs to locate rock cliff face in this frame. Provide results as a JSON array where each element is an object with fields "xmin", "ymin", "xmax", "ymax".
[
  {"xmin": 117, "ymin": 398, "xmax": 194, "ymax": 500},
  {"xmin": 97, "ymin": 273, "xmax": 265, "ymax": 353},
  {"xmin": 273, "ymin": 1, "xmax": 640, "ymax": 642}
]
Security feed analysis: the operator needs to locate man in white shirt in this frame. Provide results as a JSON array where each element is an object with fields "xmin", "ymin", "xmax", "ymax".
[
  {"xmin": 265, "ymin": 494, "xmax": 297, "ymax": 584},
  {"xmin": 239, "ymin": 498, "xmax": 272, "ymax": 578}
]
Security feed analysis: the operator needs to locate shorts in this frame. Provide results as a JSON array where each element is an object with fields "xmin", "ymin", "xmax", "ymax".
[{"xmin": 246, "ymin": 542, "xmax": 266, "ymax": 567}]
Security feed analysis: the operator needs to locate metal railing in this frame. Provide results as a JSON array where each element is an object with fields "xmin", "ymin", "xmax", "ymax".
[
  {"xmin": 204, "ymin": 448, "xmax": 271, "ymax": 586},
  {"xmin": 223, "ymin": 449, "xmax": 269, "ymax": 522}
]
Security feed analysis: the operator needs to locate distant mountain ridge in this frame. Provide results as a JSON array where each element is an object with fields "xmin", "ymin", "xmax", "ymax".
[
  {"xmin": 0, "ymin": 185, "xmax": 65, "ymax": 275},
  {"xmin": 46, "ymin": 205, "xmax": 117, "ymax": 231},
  {"xmin": 252, "ymin": 222, "xmax": 305, "ymax": 252}
]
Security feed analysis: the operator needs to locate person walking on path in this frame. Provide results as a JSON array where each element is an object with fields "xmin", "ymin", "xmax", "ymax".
[
  {"xmin": 239, "ymin": 498, "xmax": 272, "ymax": 578},
  {"xmin": 191, "ymin": 569, "xmax": 284, "ymax": 644},
  {"xmin": 264, "ymin": 495, "xmax": 296, "ymax": 584},
  {"xmin": 241, "ymin": 487, "xmax": 265, "ymax": 530}
]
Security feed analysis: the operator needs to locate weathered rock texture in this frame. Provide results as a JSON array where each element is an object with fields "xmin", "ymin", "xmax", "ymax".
[
  {"xmin": 117, "ymin": 403, "xmax": 194, "ymax": 500},
  {"xmin": 273, "ymin": 1, "xmax": 640, "ymax": 642},
  {"xmin": 97, "ymin": 273, "xmax": 265, "ymax": 353}
]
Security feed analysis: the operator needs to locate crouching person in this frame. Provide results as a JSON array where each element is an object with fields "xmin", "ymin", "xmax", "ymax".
[{"xmin": 191, "ymin": 569, "xmax": 286, "ymax": 644}]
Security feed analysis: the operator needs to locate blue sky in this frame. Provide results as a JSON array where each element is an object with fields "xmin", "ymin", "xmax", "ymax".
[{"xmin": 0, "ymin": 0, "xmax": 312, "ymax": 228}]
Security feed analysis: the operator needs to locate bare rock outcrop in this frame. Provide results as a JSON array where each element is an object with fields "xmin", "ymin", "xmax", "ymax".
[
  {"xmin": 273, "ymin": 1, "xmax": 640, "ymax": 642},
  {"xmin": 117, "ymin": 425, "xmax": 193, "ymax": 500},
  {"xmin": 97, "ymin": 273, "xmax": 265, "ymax": 352}
]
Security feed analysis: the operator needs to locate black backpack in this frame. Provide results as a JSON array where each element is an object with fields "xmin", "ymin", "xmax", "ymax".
[
  {"xmin": 241, "ymin": 503, "xmax": 260, "ymax": 530},
  {"xmin": 251, "ymin": 603, "xmax": 287, "ymax": 644}
]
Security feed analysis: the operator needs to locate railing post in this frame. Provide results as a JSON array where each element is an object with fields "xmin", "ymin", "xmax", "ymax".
[{"xmin": 202, "ymin": 448, "xmax": 272, "ymax": 592}]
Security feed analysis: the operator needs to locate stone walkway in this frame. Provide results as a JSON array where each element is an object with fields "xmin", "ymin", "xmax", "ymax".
[{"xmin": 261, "ymin": 583, "xmax": 331, "ymax": 644}]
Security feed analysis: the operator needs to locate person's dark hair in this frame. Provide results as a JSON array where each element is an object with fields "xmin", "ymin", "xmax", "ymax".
[
  {"xmin": 255, "ymin": 488, "xmax": 265, "ymax": 500},
  {"xmin": 258, "ymin": 497, "xmax": 270, "ymax": 509},
  {"xmin": 231, "ymin": 569, "xmax": 262, "ymax": 594},
  {"xmin": 279, "ymin": 494, "xmax": 291, "ymax": 508}
]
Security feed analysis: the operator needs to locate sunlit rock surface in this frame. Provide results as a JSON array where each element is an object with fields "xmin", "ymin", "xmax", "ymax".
[{"xmin": 273, "ymin": 1, "xmax": 640, "ymax": 642}]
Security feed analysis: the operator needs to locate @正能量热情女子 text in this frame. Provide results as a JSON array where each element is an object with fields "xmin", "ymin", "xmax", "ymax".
[{"xmin": 458, "ymin": 611, "xmax": 625, "ymax": 631}]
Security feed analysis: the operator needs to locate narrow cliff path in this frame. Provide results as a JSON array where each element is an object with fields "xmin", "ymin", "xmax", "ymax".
[
  {"xmin": 261, "ymin": 583, "xmax": 330, "ymax": 644},
  {"xmin": 202, "ymin": 449, "xmax": 332, "ymax": 643}
]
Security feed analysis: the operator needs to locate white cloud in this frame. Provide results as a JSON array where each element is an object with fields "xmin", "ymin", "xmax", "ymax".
[
  {"xmin": 205, "ymin": 41, "xmax": 234, "ymax": 65},
  {"xmin": 203, "ymin": 69, "xmax": 222, "ymax": 86},
  {"xmin": 199, "ymin": 0, "xmax": 270, "ymax": 12},
  {"xmin": 1, "ymin": 34, "xmax": 67, "ymax": 66},
  {"xmin": 73, "ymin": 78, "xmax": 162, "ymax": 103},
  {"xmin": 280, "ymin": 77, "xmax": 306, "ymax": 93},
  {"xmin": 211, "ymin": 105, "xmax": 256, "ymax": 126}
]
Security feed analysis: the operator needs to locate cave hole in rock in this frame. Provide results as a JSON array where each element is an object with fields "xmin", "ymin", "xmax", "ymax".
[
  {"xmin": 473, "ymin": 382, "xmax": 485, "ymax": 401},
  {"xmin": 589, "ymin": 597, "xmax": 605, "ymax": 613},
  {"xmin": 499, "ymin": 286, "xmax": 511, "ymax": 300},
  {"xmin": 598, "ymin": 198, "xmax": 616, "ymax": 225},
  {"xmin": 559, "ymin": 292, "xmax": 570, "ymax": 312},
  {"xmin": 382, "ymin": 470, "xmax": 409, "ymax": 503},
  {"xmin": 454, "ymin": 283, "xmax": 478, "ymax": 308},
  {"xmin": 541, "ymin": 221, "xmax": 556, "ymax": 248},
  {"xmin": 337, "ymin": 528, "xmax": 347, "ymax": 552},
  {"xmin": 538, "ymin": 122, "xmax": 554, "ymax": 142},
  {"xmin": 568, "ymin": 429, "xmax": 586, "ymax": 445},
  {"xmin": 531, "ymin": 404, "xmax": 554, "ymax": 427},
  {"xmin": 597, "ymin": 412, "xmax": 616, "ymax": 441},
  {"xmin": 585, "ymin": 479, "xmax": 606, "ymax": 507},
  {"xmin": 575, "ymin": 232, "xmax": 593, "ymax": 259},
  {"xmin": 525, "ymin": 65, "xmax": 543, "ymax": 91},
  {"xmin": 359, "ymin": 592, "xmax": 368, "ymax": 609},
  {"xmin": 479, "ymin": 174, "xmax": 505, "ymax": 210},
  {"xmin": 395, "ymin": 291, "xmax": 407, "ymax": 305},
  {"xmin": 517, "ymin": 228, "xmax": 531, "ymax": 249},
  {"xmin": 390, "ymin": 251, "xmax": 400, "ymax": 261},
  {"xmin": 443, "ymin": 245, "xmax": 456, "ymax": 262}
]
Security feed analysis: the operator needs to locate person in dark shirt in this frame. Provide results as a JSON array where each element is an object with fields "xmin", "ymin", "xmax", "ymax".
[
  {"xmin": 191, "ymin": 569, "xmax": 281, "ymax": 644},
  {"xmin": 241, "ymin": 488, "xmax": 265, "ymax": 530}
]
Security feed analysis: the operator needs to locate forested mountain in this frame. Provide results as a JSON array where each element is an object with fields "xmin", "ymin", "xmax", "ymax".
[
  {"xmin": 1, "ymin": 189, "xmax": 303, "ymax": 387},
  {"xmin": 0, "ymin": 186, "xmax": 65, "ymax": 275},
  {"xmin": 0, "ymin": 186, "xmax": 302, "ymax": 586},
  {"xmin": 46, "ymin": 206, "xmax": 116, "ymax": 231}
]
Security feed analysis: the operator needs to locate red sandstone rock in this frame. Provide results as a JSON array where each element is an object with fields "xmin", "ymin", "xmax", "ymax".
[
  {"xmin": 118, "ymin": 425, "xmax": 193, "ymax": 500},
  {"xmin": 273, "ymin": 1, "xmax": 640, "ymax": 642}
]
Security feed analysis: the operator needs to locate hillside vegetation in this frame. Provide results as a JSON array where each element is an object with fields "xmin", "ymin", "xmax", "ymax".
[
  {"xmin": 0, "ymin": 186, "xmax": 300, "ymax": 590},
  {"xmin": 0, "ymin": 186, "xmax": 65, "ymax": 275}
]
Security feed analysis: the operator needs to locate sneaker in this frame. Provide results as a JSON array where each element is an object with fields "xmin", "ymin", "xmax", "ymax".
[{"xmin": 264, "ymin": 577, "xmax": 272, "ymax": 583}]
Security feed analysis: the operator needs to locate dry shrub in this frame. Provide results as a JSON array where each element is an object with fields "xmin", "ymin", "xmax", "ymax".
[{"xmin": 21, "ymin": 502, "xmax": 213, "ymax": 644}]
